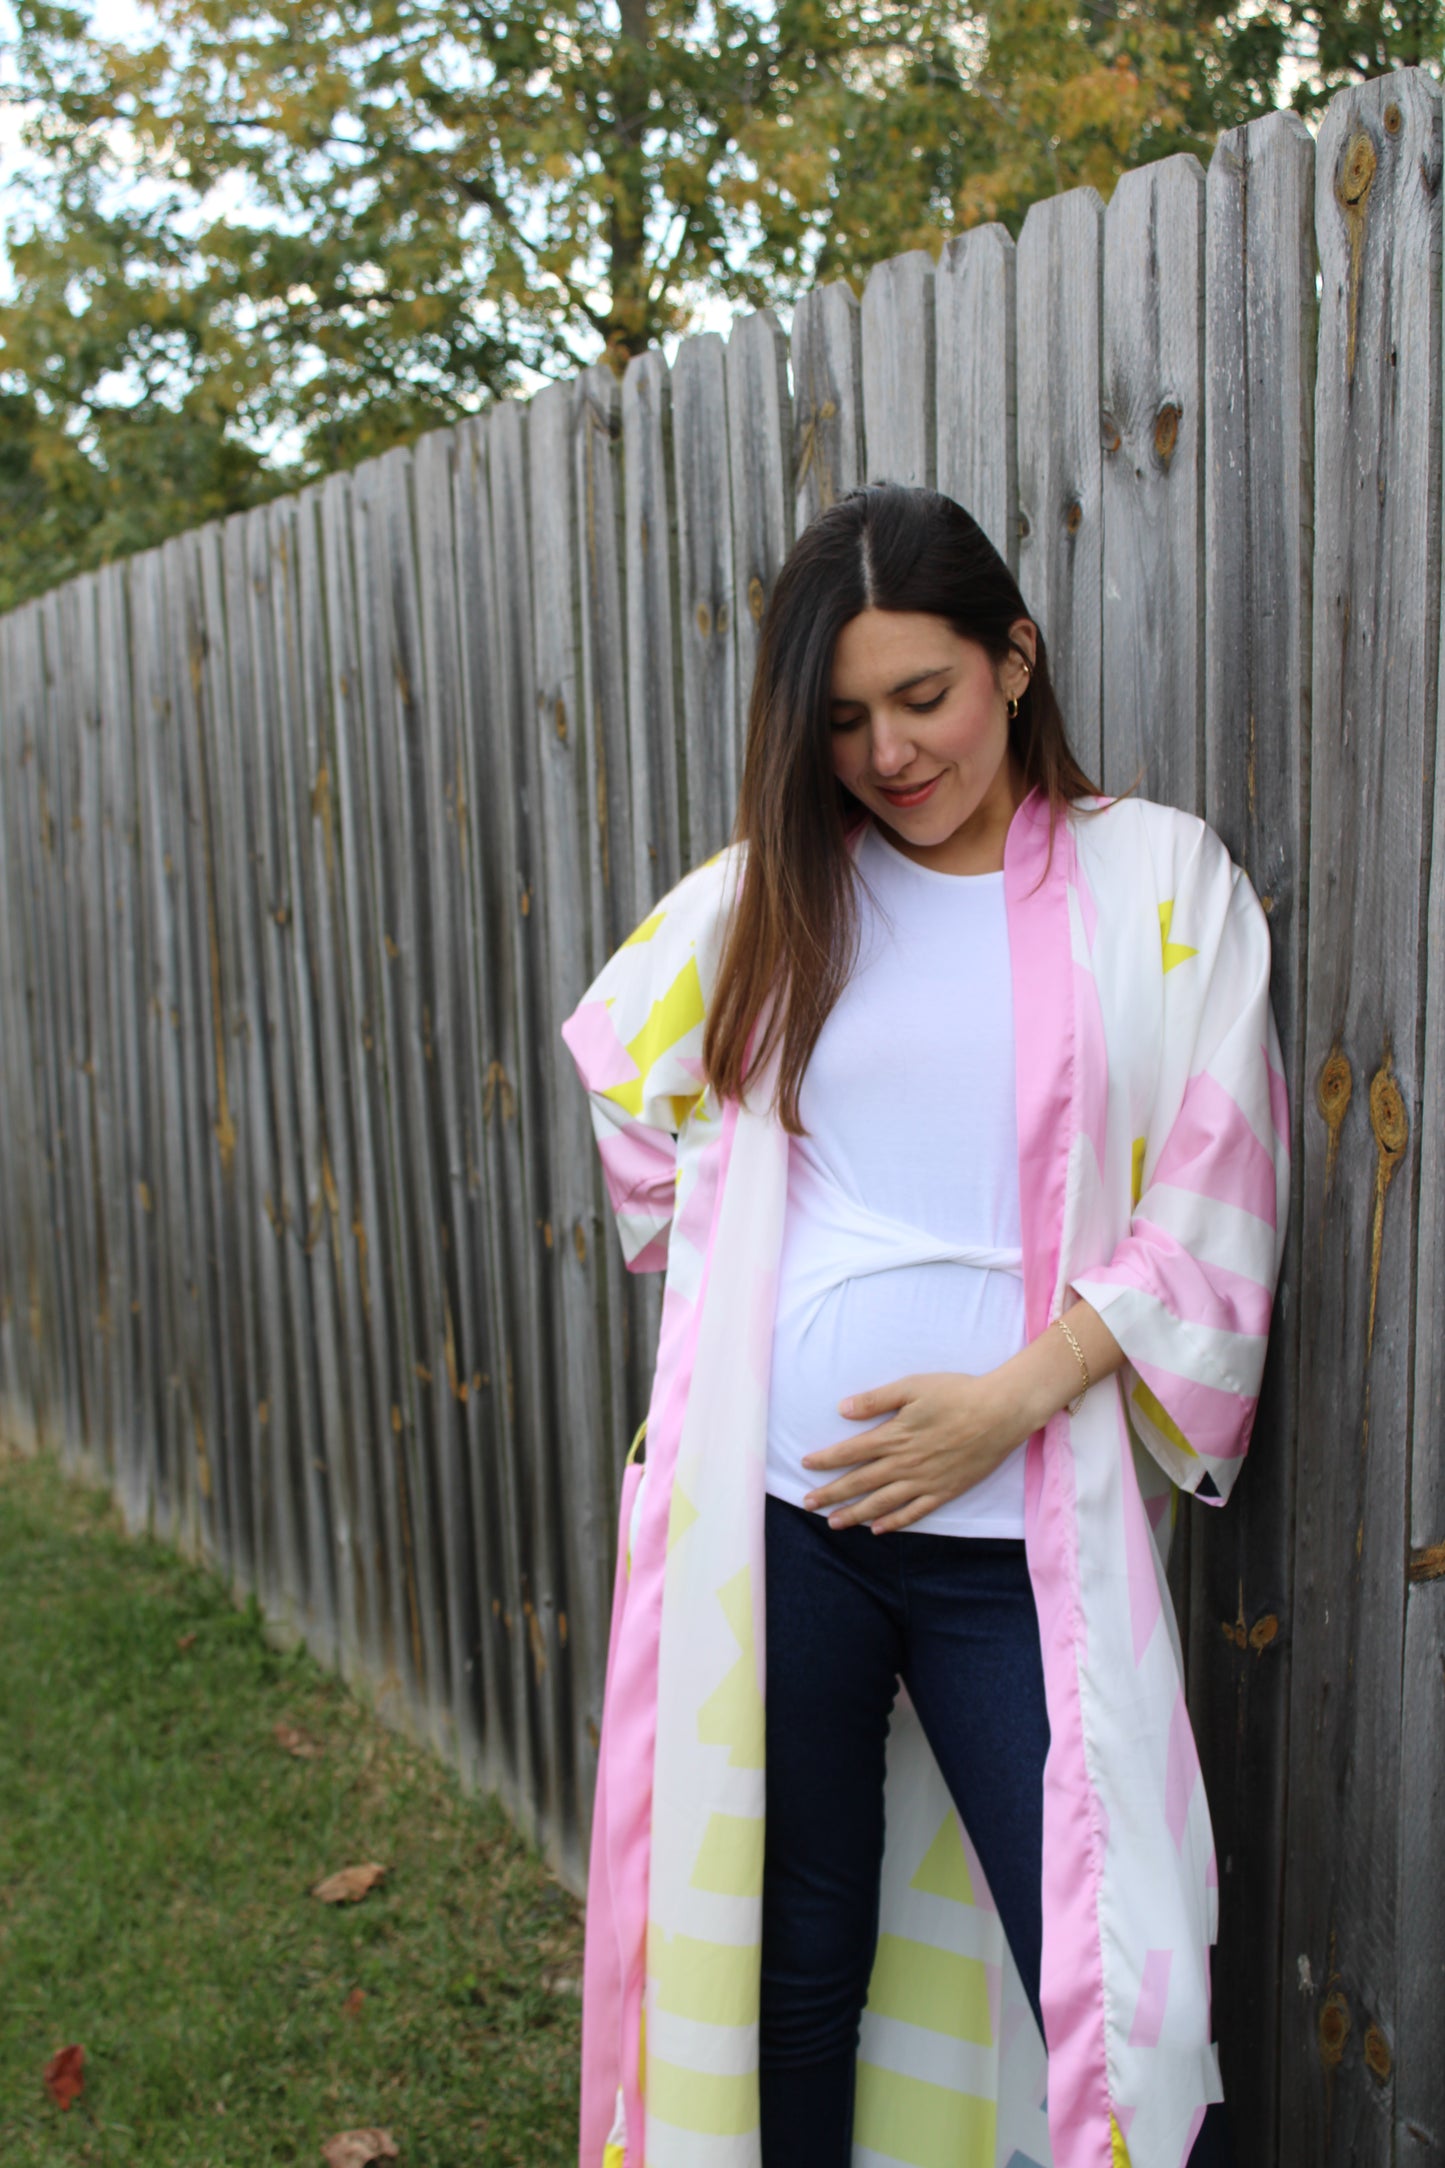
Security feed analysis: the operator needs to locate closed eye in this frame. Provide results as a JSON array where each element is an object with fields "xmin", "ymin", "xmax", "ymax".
[{"xmin": 905, "ymin": 692, "xmax": 945, "ymax": 713}]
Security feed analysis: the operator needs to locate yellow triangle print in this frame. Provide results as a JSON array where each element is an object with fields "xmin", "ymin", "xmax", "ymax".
[
  {"xmin": 1159, "ymin": 900, "xmax": 1198, "ymax": 974},
  {"xmin": 690, "ymin": 1811, "xmax": 764, "ymax": 1895},
  {"xmin": 1131, "ymin": 1135, "xmax": 1147, "ymax": 1207},
  {"xmin": 909, "ymin": 1810, "xmax": 976, "ymax": 1905},
  {"xmin": 1132, "ymin": 1376, "xmax": 1199, "ymax": 1458},
  {"xmin": 621, "ymin": 907, "xmax": 665, "ymax": 947},
  {"xmin": 667, "ymin": 1480, "xmax": 699, "ymax": 1555},
  {"xmin": 1111, "ymin": 2111, "xmax": 1133, "ymax": 2166},
  {"xmin": 602, "ymin": 955, "xmax": 705, "ymax": 1117},
  {"xmin": 697, "ymin": 1567, "xmax": 765, "ymax": 1767}
]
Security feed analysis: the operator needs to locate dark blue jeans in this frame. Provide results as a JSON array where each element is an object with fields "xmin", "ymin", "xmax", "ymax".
[{"xmin": 759, "ymin": 1492, "xmax": 1236, "ymax": 2167}]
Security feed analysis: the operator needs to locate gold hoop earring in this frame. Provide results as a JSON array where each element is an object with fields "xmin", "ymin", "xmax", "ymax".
[{"xmin": 1007, "ymin": 694, "xmax": 1019, "ymax": 722}]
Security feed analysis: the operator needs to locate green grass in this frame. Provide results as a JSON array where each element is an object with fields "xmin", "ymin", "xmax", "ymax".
[{"xmin": 0, "ymin": 1442, "xmax": 584, "ymax": 2166}]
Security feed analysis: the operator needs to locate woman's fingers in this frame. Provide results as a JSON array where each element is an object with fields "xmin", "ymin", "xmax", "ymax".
[
  {"xmin": 825, "ymin": 1478, "xmax": 923, "ymax": 1531},
  {"xmin": 801, "ymin": 1422, "xmax": 898, "ymax": 1477},
  {"xmin": 803, "ymin": 1458, "xmax": 890, "ymax": 1510},
  {"xmin": 870, "ymin": 1496, "xmax": 945, "ymax": 1535},
  {"xmin": 837, "ymin": 1376, "xmax": 916, "ymax": 1420}
]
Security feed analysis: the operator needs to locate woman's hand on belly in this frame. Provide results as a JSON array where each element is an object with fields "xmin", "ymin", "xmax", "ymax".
[
  {"xmin": 799, "ymin": 1369, "xmax": 1030, "ymax": 1534},
  {"xmin": 798, "ymin": 1297, "xmax": 1125, "ymax": 1532}
]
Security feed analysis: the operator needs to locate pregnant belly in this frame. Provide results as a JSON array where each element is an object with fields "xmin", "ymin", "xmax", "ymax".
[{"xmin": 765, "ymin": 1258, "xmax": 1030, "ymax": 1530}]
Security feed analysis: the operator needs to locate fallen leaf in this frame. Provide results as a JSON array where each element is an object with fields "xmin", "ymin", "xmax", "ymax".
[
  {"xmin": 275, "ymin": 1721, "xmax": 323, "ymax": 1759},
  {"xmin": 321, "ymin": 2128, "xmax": 399, "ymax": 2167},
  {"xmin": 312, "ymin": 1862, "xmax": 387, "ymax": 1905},
  {"xmin": 342, "ymin": 1987, "xmax": 365, "ymax": 2017},
  {"xmin": 176, "ymin": 1631, "xmax": 198, "ymax": 1652},
  {"xmin": 44, "ymin": 2044, "xmax": 85, "ymax": 2110}
]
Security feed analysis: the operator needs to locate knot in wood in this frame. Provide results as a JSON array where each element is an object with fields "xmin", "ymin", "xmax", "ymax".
[
  {"xmin": 1153, "ymin": 403, "xmax": 1182, "ymax": 467},
  {"xmin": 1363, "ymin": 2022, "xmax": 1392, "ymax": 2080},
  {"xmin": 1316, "ymin": 1048, "xmax": 1352, "ymax": 1194},
  {"xmin": 1368, "ymin": 1065, "xmax": 1407, "ymax": 1160},
  {"xmin": 1365, "ymin": 1051, "xmax": 1406, "ymax": 1357},
  {"xmin": 1318, "ymin": 1992, "xmax": 1351, "ymax": 2067},
  {"xmin": 1318, "ymin": 1051, "xmax": 1352, "ymax": 1113},
  {"xmin": 1383, "ymin": 102, "xmax": 1402, "ymax": 136},
  {"xmin": 695, "ymin": 600, "xmax": 712, "ymax": 638},
  {"xmin": 1100, "ymin": 412, "xmax": 1122, "ymax": 455},
  {"xmin": 1063, "ymin": 498, "xmax": 1083, "ymax": 536},
  {"xmin": 1337, "ymin": 130, "xmax": 1377, "ymax": 208},
  {"xmin": 748, "ymin": 574, "xmax": 765, "ymax": 623}
]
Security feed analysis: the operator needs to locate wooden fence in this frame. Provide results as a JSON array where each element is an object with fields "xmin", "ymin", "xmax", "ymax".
[{"xmin": 0, "ymin": 61, "xmax": 1441, "ymax": 2166}]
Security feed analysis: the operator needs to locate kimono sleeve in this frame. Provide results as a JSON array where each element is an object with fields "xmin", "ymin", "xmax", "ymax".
[
  {"xmin": 558, "ymin": 855, "xmax": 733, "ymax": 1274},
  {"xmin": 1069, "ymin": 819, "xmax": 1291, "ymax": 1504}
]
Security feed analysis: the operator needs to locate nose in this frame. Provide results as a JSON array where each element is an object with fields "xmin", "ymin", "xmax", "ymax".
[{"xmin": 867, "ymin": 714, "xmax": 920, "ymax": 779}]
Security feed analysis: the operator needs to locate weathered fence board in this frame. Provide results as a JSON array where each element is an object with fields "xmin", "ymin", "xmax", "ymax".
[
  {"xmin": 935, "ymin": 225, "xmax": 1017, "ymax": 570},
  {"xmin": 168, "ymin": 527, "xmax": 232, "ymax": 1577},
  {"xmin": 38, "ymin": 588, "xmax": 89, "ymax": 1467},
  {"xmin": 1402, "ymin": 610, "xmax": 1445, "ymax": 2159},
  {"xmin": 727, "ymin": 310, "xmax": 794, "ymax": 761},
  {"xmin": 271, "ymin": 487, "xmax": 352, "ymax": 1665},
  {"xmin": 1286, "ymin": 66, "xmax": 1442, "ymax": 2167},
  {"xmin": 0, "ymin": 606, "xmax": 52, "ymax": 1445},
  {"xmin": 132, "ymin": 548, "xmax": 190, "ymax": 1537},
  {"xmin": 280, "ymin": 482, "xmax": 366, "ymax": 1679},
  {"xmin": 571, "ymin": 364, "xmax": 647, "ymax": 1569},
  {"xmin": 3, "ymin": 75, "xmax": 1443, "ymax": 2152},
  {"xmin": 315, "ymin": 468, "xmax": 414, "ymax": 1704},
  {"xmin": 408, "ymin": 428, "xmax": 488, "ymax": 1773},
  {"xmin": 791, "ymin": 279, "xmax": 864, "ymax": 531},
  {"xmin": 1016, "ymin": 187, "xmax": 1106, "ymax": 782},
  {"xmin": 622, "ymin": 350, "xmax": 684, "ymax": 912},
  {"xmin": 1100, "ymin": 153, "xmax": 1206, "ymax": 808},
  {"xmin": 1194, "ymin": 106, "xmax": 1317, "ymax": 2168},
  {"xmin": 446, "ymin": 418, "xmax": 530, "ymax": 1817},
  {"xmin": 485, "ymin": 397, "xmax": 571, "ymax": 1848},
  {"xmin": 862, "ymin": 250, "xmax": 936, "ymax": 489},
  {"xmin": 61, "ymin": 576, "xmax": 105, "ymax": 1479},
  {"xmin": 529, "ymin": 379, "xmax": 615, "ymax": 1873},
  {"xmin": 98, "ymin": 556, "xmax": 151, "ymax": 1532},
  {"xmin": 670, "ymin": 331, "xmax": 737, "ymax": 868}
]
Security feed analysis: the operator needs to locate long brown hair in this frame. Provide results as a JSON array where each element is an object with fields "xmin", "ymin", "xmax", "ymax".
[{"xmin": 703, "ymin": 483, "xmax": 1106, "ymax": 1133}]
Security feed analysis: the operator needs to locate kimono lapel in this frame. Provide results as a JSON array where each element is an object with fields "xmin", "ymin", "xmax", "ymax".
[
  {"xmin": 1004, "ymin": 785, "xmax": 1120, "ymax": 2165},
  {"xmin": 1002, "ymin": 782, "xmax": 1075, "ymax": 1346}
]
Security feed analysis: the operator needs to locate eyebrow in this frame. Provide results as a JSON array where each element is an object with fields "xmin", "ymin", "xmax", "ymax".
[{"xmin": 830, "ymin": 665, "xmax": 952, "ymax": 706}]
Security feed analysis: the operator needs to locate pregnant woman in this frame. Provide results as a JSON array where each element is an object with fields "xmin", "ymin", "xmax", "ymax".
[{"xmin": 561, "ymin": 484, "xmax": 1289, "ymax": 2168}]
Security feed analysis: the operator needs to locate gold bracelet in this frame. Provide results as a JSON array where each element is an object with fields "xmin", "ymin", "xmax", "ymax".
[{"xmin": 1054, "ymin": 1316, "xmax": 1090, "ymax": 1415}]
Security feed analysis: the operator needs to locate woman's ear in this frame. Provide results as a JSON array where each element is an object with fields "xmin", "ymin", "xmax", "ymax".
[{"xmin": 1005, "ymin": 618, "xmax": 1038, "ymax": 691}]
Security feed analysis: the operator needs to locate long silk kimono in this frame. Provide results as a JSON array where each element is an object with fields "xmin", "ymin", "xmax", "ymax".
[{"xmin": 559, "ymin": 783, "xmax": 1291, "ymax": 2168}]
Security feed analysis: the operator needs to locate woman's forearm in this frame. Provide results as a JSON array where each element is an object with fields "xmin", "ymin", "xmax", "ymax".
[{"xmin": 995, "ymin": 1296, "xmax": 1126, "ymax": 1438}]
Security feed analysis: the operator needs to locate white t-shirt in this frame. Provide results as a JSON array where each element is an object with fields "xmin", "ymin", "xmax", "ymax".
[{"xmin": 764, "ymin": 818, "xmax": 1030, "ymax": 1538}]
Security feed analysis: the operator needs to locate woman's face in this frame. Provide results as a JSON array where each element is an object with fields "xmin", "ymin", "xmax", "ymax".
[{"xmin": 828, "ymin": 608, "xmax": 1036, "ymax": 871}]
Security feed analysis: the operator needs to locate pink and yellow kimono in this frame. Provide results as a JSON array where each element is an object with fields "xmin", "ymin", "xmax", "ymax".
[{"xmin": 559, "ymin": 785, "xmax": 1290, "ymax": 2168}]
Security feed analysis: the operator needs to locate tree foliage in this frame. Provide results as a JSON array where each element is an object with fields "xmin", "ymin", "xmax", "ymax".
[{"xmin": 1, "ymin": 0, "xmax": 1440, "ymax": 608}]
